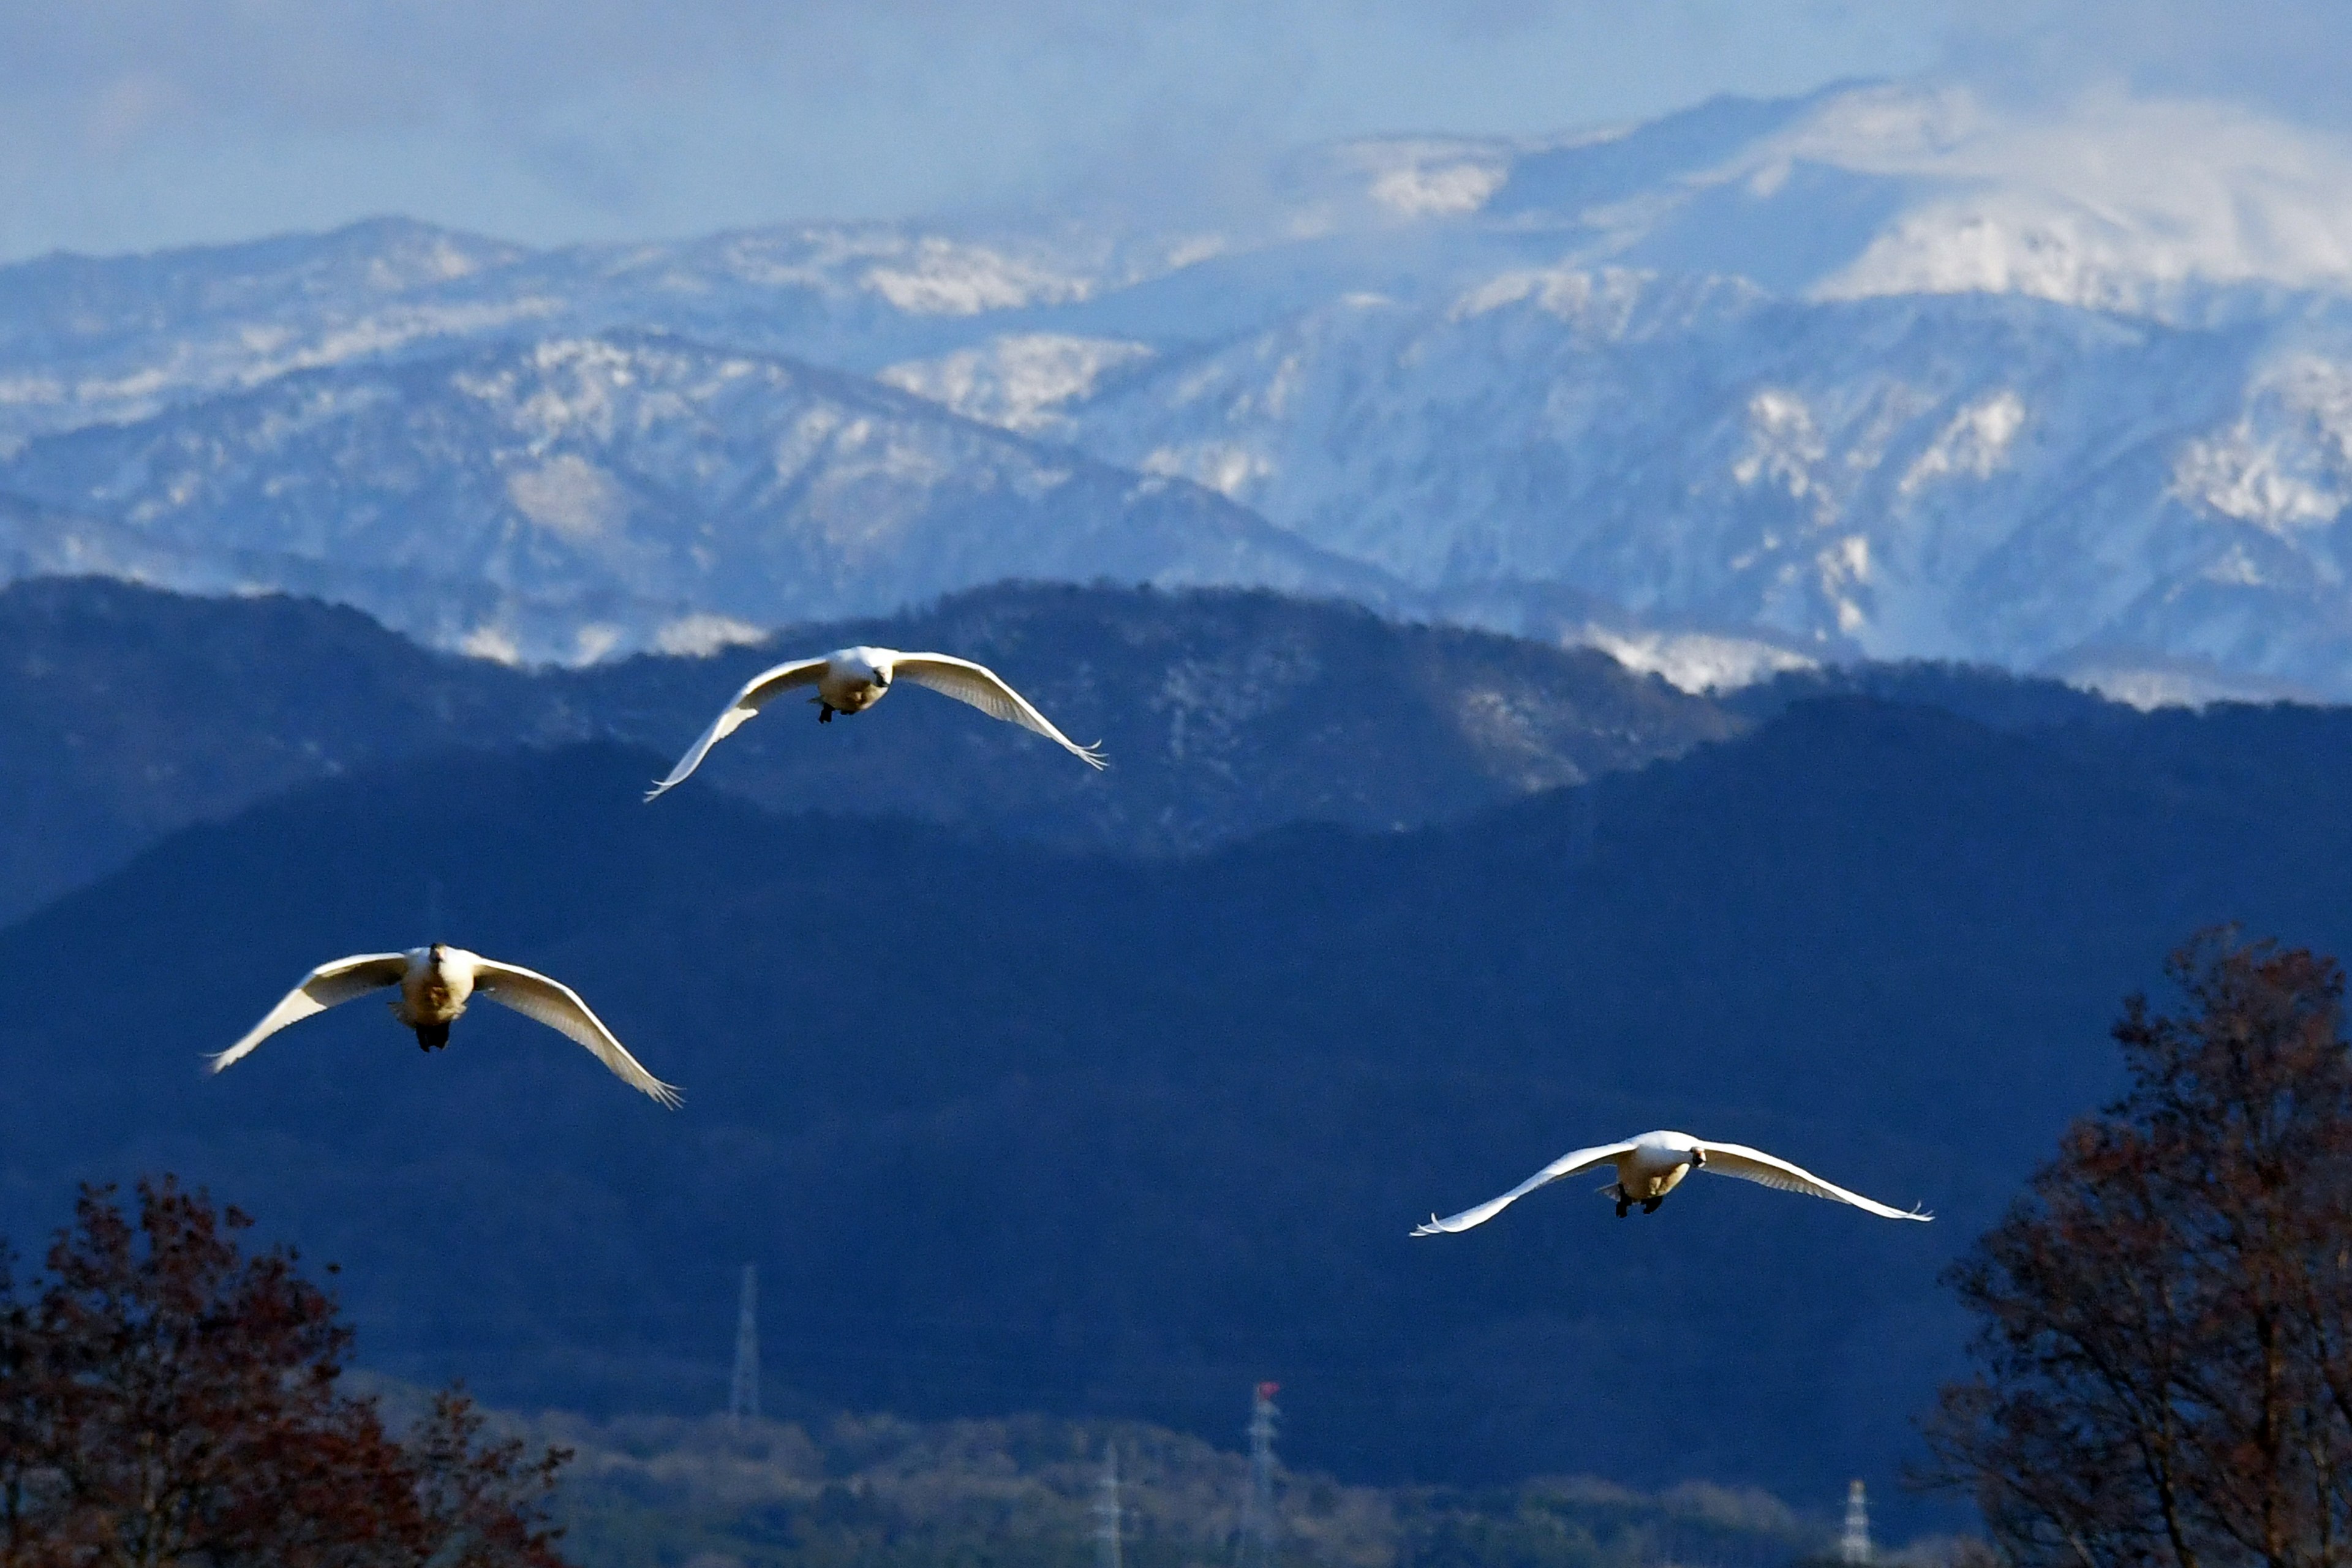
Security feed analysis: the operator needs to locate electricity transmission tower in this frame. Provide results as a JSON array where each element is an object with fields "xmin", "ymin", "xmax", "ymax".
[
  {"xmin": 1236, "ymin": 1382, "xmax": 1281, "ymax": 1568},
  {"xmin": 728, "ymin": 1264, "xmax": 760, "ymax": 1422},
  {"xmin": 1093, "ymin": 1445, "xmax": 1125, "ymax": 1568},
  {"xmin": 1840, "ymin": 1480, "xmax": 1872, "ymax": 1565}
]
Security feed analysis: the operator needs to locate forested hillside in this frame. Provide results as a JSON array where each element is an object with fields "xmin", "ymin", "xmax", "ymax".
[{"xmin": 6, "ymin": 692, "xmax": 2349, "ymax": 1523}]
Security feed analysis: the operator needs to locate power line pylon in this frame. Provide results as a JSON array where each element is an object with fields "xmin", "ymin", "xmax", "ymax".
[
  {"xmin": 1094, "ymin": 1444, "xmax": 1125, "ymax": 1568},
  {"xmin": 1237, "ymin": 1381, "xmax": 1280, "ymax": 1568},
  {"xmin": 728, "ymin": 1264, "xmax": 760, "ymax": 1422},
  {"xmin": 1840, "ymin": 1479, "xmax": 1871, "ymax": 1565}
]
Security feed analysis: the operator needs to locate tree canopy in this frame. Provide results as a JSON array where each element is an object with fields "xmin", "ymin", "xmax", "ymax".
[
  {"xmin": 0, "ymin": 1176, "xmax": 568, "ymax": 1568},
  {"xmin": 1926, "ymin": 933, "xmax": 2352, "ymax": 1568}
]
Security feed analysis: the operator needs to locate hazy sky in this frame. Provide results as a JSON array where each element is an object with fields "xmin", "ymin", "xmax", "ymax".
[{"xmin": 0, "ymin": 0, "xmax": 2340, "ymax": 262}]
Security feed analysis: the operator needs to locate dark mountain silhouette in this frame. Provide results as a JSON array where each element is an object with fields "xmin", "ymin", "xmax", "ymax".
[
  {"xmin": 1721, "ymin": 657, "xmax": 2124, "ymax": 731},
  {"xmin": 7, "ymin": 693, "xmax": 2352, "ymax": 1529},
  {"xmin": 0, "ymin": 575, "xmax": 558, "ymax": 921},
  {"xmin": 0, "ymin": 576, "xmax": 1733, "ymax": 920},
  {"xmin": 564, "ymin": 582, "xmax": 1739, "ymax": 854}
]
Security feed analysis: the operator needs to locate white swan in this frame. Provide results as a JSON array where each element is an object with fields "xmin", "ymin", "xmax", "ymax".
[
  {"xmin": 1413, "ymin": 1129, "xmax": 1928, "ymax": 1234},
  {"xmin": 209, "ymin": 944, "xmax": 682, "ymax": 1107},
  {"xmin": 645, "ymin": 645, "xmax": 1106, "ymax": 799}
]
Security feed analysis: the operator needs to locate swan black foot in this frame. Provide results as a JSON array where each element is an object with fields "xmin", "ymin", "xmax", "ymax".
[
  {"xmin": 1615, "ymin": 1187, "xmax": 1630, "ymax": 1218},
  {"xmin": 1642, "ymin": 1197, "xmax": 1663, "ymax": 1214},
  {"xmin": 415, "ymin": 1023, "xmax": 450, "ymax": 1052},
  {"xmin": 817, "ymin": 703, "xmax": 837, "ymax": 723}
]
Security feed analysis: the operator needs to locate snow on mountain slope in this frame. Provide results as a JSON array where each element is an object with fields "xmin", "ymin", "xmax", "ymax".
[
  {"xmin": 0, "ymin": 216, "xmax": 1250, "ymax": 450},
  {"xmin": 0, "ymin": 97, "xmax": 1842, "ymax": 451},
  {"xmin": 1790, "ymin": 89, "xmax": 2352, "ymax": 317},
  {"xmin": 876, "ymin": 333, "xmax": 1159, "ymax": 437},
  {"xmin": 0, "ymin": 333, "xmax": 1390, "ymax": 663},
  {"xmin": 42, "ymin": 81, "xmax": 2350, "ymax": 440},
  {"xmin": 12, "ymin": 81, "xmax": 2352, "ymax": 690},
  {"xmin": 1320, "ymin": 83, "xmax": 2352, "ymax": 322},
  {"xmin": 0, "ymin": 492, "xmax": 197, "ymax": 584},
  {"xmin": 958, "ymin": 269, "xmax": 2352, "ymax": 691},
  {"xmin": 0, "ymin": 219, "xmax": 550, "ymax": 450}
]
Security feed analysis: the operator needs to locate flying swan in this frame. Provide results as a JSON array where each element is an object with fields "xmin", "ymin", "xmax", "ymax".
[
  {"xmin": 1412, "ymin": 1129, "xmax": 1928, "ymax": 1234},
  {"xmin": 209, "ymin": 944, "xmax": 682, "ymax": 1107},
  {"xmin": 646, "ymin": 645, "xmax": 1106, "ymax": 799}
]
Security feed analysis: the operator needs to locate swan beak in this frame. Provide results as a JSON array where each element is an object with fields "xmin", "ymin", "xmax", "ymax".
[{"xmin": 1690, "ymin": 1150, "xmax": 1706, "ymax": 1167}]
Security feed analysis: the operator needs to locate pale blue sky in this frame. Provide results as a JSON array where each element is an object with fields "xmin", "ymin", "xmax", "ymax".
[{"xmin": 0, "ymin": 0, "xmax": 2335, "ymax": 262}]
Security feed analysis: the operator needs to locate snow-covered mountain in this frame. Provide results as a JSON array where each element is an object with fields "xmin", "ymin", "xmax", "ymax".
[
  {"xmin": 0, "ymin": 215, "xmax": 1235, "ymax": 450},
  {"xmin": 954, "ymin": 271, "xmax": 2352, "ymax": 694},
  {"xmin": 0, "ymin": 333, "xmax": 1384, "ymax": 663},
  {"xmin": 9, "ymin": 80, "xmax": 2352, "ymax": 693}
]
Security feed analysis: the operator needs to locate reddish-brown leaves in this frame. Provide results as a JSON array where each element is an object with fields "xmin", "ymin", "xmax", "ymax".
[
  {"xmin": 0, "ymin": 1177, "xmax": 569, "ymax": 1568},
  {"xmin": 1923, "ymin": 933, "xmax": 2352, "ymax": 1568}
]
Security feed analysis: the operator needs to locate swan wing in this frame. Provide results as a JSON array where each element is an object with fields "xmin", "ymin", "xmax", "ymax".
[
  {"xmin": 470, "ymin": 959, "xmax": 682, "ymax": 1108},
  {"xmin": 210, "ymin": 953, "xmax": 412, "ymax": 1072},
  {"xmin": 646, "ymin": 657, "xmax": 829, "ymax": 799},
  {"xmin": 892, "ymin": 654, "xmax": 1107, "ymax": 769},
  {"xmin": 1698, "ymin": 1141, "xmax": 1931, "ymax": 1220},
  {"xmin": 1412, "ymin": 1140, "xmax": 1637, "ymax": 1236}
]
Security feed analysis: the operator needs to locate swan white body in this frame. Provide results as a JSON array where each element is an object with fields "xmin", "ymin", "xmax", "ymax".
[
  {"xmin": 1412, "ymin": 1129, "xmax": 1929, "ymax": 1234},
  {"xmin": 210, "ymin": 944, "xmax": 681, "ymax": 1107},
  {"xmin": 646, "ymin": 645, "xmax": 1106, "ymax": 798}
]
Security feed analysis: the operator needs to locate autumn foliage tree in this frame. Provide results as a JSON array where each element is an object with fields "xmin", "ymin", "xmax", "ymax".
[
  {"xmin": 1923, "ymin": 933, "xmax": 2352, "ymax": 1568},
  {"xmin": 0, "ymin": 1177, "xmax": 569, "ymax": 1568}
]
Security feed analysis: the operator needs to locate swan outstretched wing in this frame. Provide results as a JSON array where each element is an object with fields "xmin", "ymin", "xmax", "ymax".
[
  {"xmin": 470, "ymin": 959, "xmax": 682, "ymax": 1107},
  {"xmin": 892, "ymin": 654, "xmax": 1107, "ymax": 769},
  {"xmin": 211, "ymin": 953, "xmax": 412, "ymax": 1072},
  {"xmin": 1698, "ymin": 1141, "xmax": 1930, "ymax": 1220},
  {"xmin": 1412, "ymin": 1140, "xmax": 1636, "ymax": 1235},
  {"xmin": 646, "ymin": 657, "xmax": 829, "ymax": 799}
]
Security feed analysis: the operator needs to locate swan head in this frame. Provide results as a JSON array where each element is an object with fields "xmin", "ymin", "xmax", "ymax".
[{"xmin": 830, "ymin": 646, "xmax": 895, "ymax": 691}]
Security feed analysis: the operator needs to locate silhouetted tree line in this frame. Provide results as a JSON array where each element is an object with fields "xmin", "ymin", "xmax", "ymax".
[
  {"xmin": 1927, "ymin": 933, "xmax": 2352, "ymax": 1568},
  {"xmin": 0, "ymin": 1177, "xmax": 569, "ymax": 1567}
]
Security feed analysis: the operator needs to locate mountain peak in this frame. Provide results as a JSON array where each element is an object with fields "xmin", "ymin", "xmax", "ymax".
[{"xmin": 9, "ymin": 85, "xmax": 2352, "ymax": 697}]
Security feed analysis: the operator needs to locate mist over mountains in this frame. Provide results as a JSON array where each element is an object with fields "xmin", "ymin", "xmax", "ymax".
[{"xmin": 12, "ymin": 83, "xmax": 2352, "ymax": 693}]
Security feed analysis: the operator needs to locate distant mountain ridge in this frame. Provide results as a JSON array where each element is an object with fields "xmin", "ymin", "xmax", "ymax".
[
  {"xmin": 0, "ymin": 333, "xmax": 1389, "ymax": 664},
  {"xmin": 0, "ymin": 576, "xmax": 1736, "ymax": 922},
  {"xmin": 12, "ymin": 84, "xmax": 2352, "ymax": 693}
]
